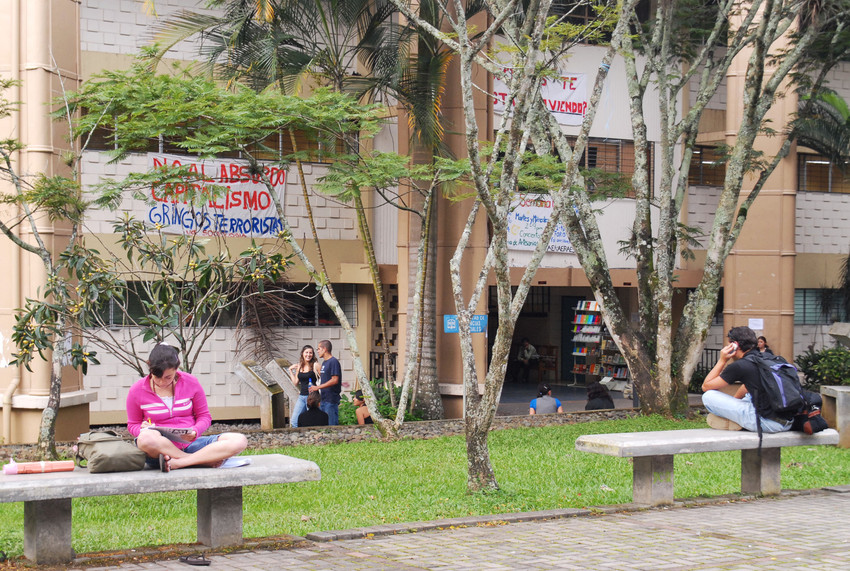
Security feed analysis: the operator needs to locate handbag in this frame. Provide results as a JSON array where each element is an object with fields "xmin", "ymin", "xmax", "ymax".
[{"xmin": 75, "ymin": 430, "xmax": 147, "ymax": 473}]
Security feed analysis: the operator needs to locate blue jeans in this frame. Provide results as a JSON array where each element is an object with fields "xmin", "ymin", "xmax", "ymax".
[
  {"xmin": 321, "ymin": 399, "xmax": 339, "ymax": 426},
  {"xmin": 143, "ymin": 434, "xmax": 220, "ymax": 467},
  {"xmin": 702, "ymin": 390, "xmax": 792, "ymax": 433},
  {"xmin": 291, "ymin": 395, "xmax": 308, "ymax": 428}
]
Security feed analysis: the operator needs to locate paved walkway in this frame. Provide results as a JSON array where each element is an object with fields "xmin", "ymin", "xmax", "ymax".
[{"xmin": 76, "ymin": 487, "xmax": 850, "ymax": 570}]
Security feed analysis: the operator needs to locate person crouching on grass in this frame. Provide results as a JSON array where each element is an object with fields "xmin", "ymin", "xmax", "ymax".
[{"xmin": 126, "ymin": 343, "xmax": 248, "ymax": 472}]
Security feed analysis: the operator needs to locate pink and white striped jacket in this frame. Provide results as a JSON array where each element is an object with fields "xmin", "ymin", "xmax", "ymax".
[{"xmin": 126, "ymin": 371, "xmax": 212, "ymax": 449}]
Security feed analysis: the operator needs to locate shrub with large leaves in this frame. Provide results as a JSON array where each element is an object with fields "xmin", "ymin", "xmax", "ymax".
[{"xmin": 795, "ymin": 345, "xmax": 850, "ymax": 390}]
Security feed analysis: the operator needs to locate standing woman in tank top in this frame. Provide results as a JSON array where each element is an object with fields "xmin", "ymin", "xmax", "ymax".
[{"xmin": 288, "ymin": 345, "xmax": 320, "ymax": 427}]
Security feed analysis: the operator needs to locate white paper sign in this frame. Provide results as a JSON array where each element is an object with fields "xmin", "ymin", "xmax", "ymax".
[
  {"xmin": 493, "ymin": 71, "xmax": 587, "ymax": 126},
  {"xmin": 146, "ymin": 153, "xmax": 286, "ymax": 237},
  {"xmin": 507, "ymin": 195, "xmax": 573, "ymax": 253},
  {"xmin": 748, "ymin": 318, "xmax": 764, "ymax": 331}
]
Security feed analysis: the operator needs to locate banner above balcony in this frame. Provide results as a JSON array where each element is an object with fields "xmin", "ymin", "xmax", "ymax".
[
  {"xmin": 493, "ymin": 72, "xmax": 587, "ymax": 126},
  {"xmin": 146, "ymin": 153, "xmax": 286, "ymax": 238},
  {"xmin": 508, "ymin": 194, "xmax": 573, "ymax": 254}
]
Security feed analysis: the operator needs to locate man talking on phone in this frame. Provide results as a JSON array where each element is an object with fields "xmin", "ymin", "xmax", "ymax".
[{"xmin": 700, "ymin": 326, "xmax": 793, "ymax": 433}]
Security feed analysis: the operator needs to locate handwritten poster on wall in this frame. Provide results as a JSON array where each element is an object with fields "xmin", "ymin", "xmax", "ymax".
[
  {"xmin": 146, "ymin": 153, "xmax": 286, "ymax": 237},
  {"xmin": 507, "ymin": 195, "xmax": 574, "ymax": 254},
  {"xmin": 493, "ymin": 72, "xmax": 587, "ymax": 126}
]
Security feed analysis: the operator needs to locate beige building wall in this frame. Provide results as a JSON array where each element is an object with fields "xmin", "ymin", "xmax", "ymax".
[
  {"xmin": 4, "ymin": 0, "xmax": 849, "ymax": 442},
  {"xmin": 0, "ymin": 0, "xmax": 102, "ymax": 444}
]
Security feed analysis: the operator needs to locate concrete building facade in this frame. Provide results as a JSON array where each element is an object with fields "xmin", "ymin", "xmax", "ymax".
[{"xmin": 1, "ymin": 0, "xmax": 849, "ymax": 442}]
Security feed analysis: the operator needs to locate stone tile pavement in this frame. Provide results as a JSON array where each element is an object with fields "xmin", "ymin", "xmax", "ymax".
[{"xmin": 74, "ymin": 487, "xmax": 850, "ymax": 570}]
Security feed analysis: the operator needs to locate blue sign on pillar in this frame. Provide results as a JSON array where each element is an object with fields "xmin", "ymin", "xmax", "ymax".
[
  {"xmin": 470, "ymin": 314, "xmax": 488, "ymax": 333},
  {"xmin": 443, "ymin": 314, "xmax": 487, "ymax": 333}
]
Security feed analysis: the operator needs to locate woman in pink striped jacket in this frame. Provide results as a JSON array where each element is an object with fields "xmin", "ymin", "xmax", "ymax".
[{"xmin": 127, "ymin": 343, "xmax": 247, "ymax": 472}]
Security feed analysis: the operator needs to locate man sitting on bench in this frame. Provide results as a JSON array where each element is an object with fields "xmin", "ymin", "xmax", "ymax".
[{"xmin": 701, "ymin": 326, "xmax": 793, "ymax": 433}]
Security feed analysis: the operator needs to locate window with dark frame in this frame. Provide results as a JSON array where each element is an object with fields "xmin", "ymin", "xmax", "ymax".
[
  {"xmin": 488, "ymin": 286, "xmax": 550, "ymax": 317},
  {"xmin": 287, "ymin": 284, "xmax": 359, "ymax": 327},
  {"xmin": 794, "ymin": 288, "xmax": 846, "ymax": 325},
  {"xmin": 688, "ymin": 146, "xmax": 726, "ymax": 186},
  {"xmin": 798, "ymin": 154, "xmax": 850, "ymax": 194},
  {"xmin": 95, "ymin": 282, "xmax": 358, "ymax": 328},
  {"xmin": 549, "ymin": 0, "xmax": 652, "ymax": 41},
  {"xmin": 576, "ymin": 138, "xmax": 650, "ymax": 198}
]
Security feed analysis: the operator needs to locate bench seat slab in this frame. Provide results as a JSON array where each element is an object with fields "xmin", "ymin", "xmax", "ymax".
[
  {"xmin": 24, "ymin": 498, "xmax": 73, "ymax": 564},
  {"xmin": 575, "ymin": 429, "xmax": 838, "ymax": 507},
  {"xmin": 633, "ymin": 455, "xmax": 674, "ymax": 506},
  {"xmin": 1, "ymin": 454, "xmax": 320, "ymax": 565},
  {"xmin": 198, "ymin": 486, "xmax": 243, "ymax": 547}
]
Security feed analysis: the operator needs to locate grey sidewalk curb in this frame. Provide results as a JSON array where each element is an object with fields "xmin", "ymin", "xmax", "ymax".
[
  {"xmin": 57, "ymin": 486, "xmax": 850, "ymax": 569},
  {"xmin": 304, "ymin": 485, "xmax": 850, "ymax": 543}
]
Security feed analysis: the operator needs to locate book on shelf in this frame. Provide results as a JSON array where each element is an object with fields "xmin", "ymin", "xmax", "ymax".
[
  {"xmin": 603, "ymin": 365, "xmax": 629, "ymax": 379},
  {"xmin": 573, "ymin": 363, "xmax": 601, "ymax": 375},
  {"xmin": 573, "ymin": 325, "xmax": 601, "ymax": 334},
  {"xmin": 573, "ymin": 334, "xmax": 601, "ymax": 343},
  {"xmin": 575, "ymin": 300, "xmax": 600, "ymax": 312}
]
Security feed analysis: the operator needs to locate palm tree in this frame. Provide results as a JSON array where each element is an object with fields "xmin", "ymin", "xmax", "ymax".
[
  {"xmin": 794, "ymin": 88, "xmax": 850, "ymax": 171},
  {"xmin": 152, "ymin": 0, "xmax": 452, "ymax": 419}
]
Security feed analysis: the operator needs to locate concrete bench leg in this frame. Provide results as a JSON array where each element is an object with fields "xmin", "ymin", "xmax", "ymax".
[
  {"xmin": 633, "ymin": 455, "xmax": 674, "ymax": 506},
  {"xmin": 24, "ymin": 498, "xmax": 73, "ymax": 564},
  {"xmin": 821, "ymin": 387, "xmax": 850, "ymax": 448},
  {"xmin": 197, "ymin": 486, "xmax": 243, "ymax": 547},
  {"xmin": 741, "ymin": 448, "xmax": 781, "ymax": 496}
]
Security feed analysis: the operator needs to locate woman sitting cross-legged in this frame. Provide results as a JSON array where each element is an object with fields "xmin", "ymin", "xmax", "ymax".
[{"xmin": 127, "ymin": 343, "xmax": 248, "ymax": 472}]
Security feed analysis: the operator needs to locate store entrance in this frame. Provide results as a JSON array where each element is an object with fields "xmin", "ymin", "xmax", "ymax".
[
  {"xmin": 560, "ymin": 295, "xmax": 584, "ymax": 385},
  {"xmin": 487, "ymin": 288, "xmax": 586, "ymax": 387}
]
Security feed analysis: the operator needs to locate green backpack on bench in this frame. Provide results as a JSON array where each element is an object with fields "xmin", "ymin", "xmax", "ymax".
[{"xmin": 75, "ymin": 430, "xmax": 147, "ymax": 473}]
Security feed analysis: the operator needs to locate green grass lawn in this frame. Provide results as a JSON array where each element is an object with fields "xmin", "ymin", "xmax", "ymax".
[{"xmin": 1, "ymin": 415, "xmax": 847, "ymax": 557}]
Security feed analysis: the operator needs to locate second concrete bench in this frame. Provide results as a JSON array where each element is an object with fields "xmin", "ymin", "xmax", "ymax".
[{"xmin": 575, "ymin": 428, "xmax": 838, "ymax": 506}]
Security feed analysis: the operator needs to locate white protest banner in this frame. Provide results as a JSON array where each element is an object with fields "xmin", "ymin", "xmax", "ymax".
[
  {"xmin": 507, "ymin": 194, "xmax": 573, "ymax": 254},
  {"xmin": 493, "ymin": 71, "xmax": 587, "ymax": 126},
  {"xmin": 146, "ymin": 153, "xmax": 286, "ymax": 237}
]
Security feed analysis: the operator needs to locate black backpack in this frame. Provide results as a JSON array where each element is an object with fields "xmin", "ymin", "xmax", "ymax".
[
  {"xmin": 743, "ymin": 352, "xmax": 827, "ymax": 439},
  {"xmin": 743, "ymin": 352, "xmax": 804, "ymax": 421}
]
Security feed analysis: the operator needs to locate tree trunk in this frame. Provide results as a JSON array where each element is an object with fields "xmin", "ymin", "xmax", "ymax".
[
  {"xmin": 464, "ymin": 416, "xmax": 498, "ymax": 492},
  {"xmin": 36, "ymin": 363, "xmax": 61, "ymax": 460},
  {"xmin": 411, "ymin": 196, "xmax": 442, "ymax": 419}
]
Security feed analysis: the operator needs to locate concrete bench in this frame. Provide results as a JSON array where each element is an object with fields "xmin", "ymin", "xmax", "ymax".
[
  {"xmin": 0, "ymin": 453, "xmax": 320, "ymax": 564},
  {"xmin": 821, "ymin": 386, "xmax": 850, "ymax": 448},
  {"xmin": 575, "ymin": 428, "xmax": 838, "ymax": 507}
]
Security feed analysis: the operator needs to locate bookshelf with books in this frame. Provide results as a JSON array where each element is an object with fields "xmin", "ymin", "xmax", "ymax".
[
  {"xmin": 599, "ymin": 333, "xmax": 631, "ymax": 381},
  {"xmin": 571, "ymin": 300, "xmax": 602, "ymax": 385}
]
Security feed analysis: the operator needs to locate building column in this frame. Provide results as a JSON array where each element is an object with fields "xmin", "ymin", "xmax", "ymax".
[
  {"xmin": 722, "ymin": 18, "xmax": 796, "ymax": 360},
  {"xmin": 0, "ymin": 0, "xmax": 89, "ymax": 443}
]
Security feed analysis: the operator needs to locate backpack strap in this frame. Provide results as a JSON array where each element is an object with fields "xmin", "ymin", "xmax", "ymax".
[
  {"xmin": 742, "ymin": 352, "xmax": 766, "ymax": 453},
  {"xmin": 751, "ymin": 386, "xmax": 764, "ymax": 455}
]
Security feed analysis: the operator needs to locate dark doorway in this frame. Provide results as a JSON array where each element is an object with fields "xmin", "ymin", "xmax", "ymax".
[{"xmin": 561, "ymin": 296, "xmax": 584, "ymax": 385}]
